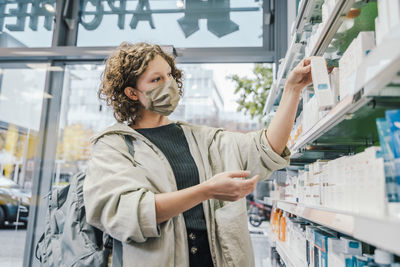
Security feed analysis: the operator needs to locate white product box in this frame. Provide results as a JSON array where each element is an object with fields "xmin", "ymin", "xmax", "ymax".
[
  {"xmin": 303, "ymin": 96, "xmax": 320, "ymax": 132},
  {"xmin": 388, "ymin": 0, "xmax": 400, "ymax": 31},
  {"xmin": 329, "ymin": 67, "xmax": 340, "ymax": 103},
  {"xmin": 339, "ymin": 237, "xmax": 362, "ymax": 255},
  {"xmin": 311, "ymin": 57, "xmax": 335, "ymax": 110},
  {"xmin": 375, "ymin": 17, "xmax": 384, "ymax": 46},
  {"xmin": 339, "ymin": 32, "xmax": 375, "ymax": 99},
  {"xmin": 378, "ymin": 0, "xmax": 391, "ymax": 37},
  {"xmin": 302, "ymin": 88, "xmax": 314, "ymax": 110}
]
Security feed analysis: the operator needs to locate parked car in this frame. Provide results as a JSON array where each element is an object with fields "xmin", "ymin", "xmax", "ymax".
[{"xmin": 0, "ymin": 176, "xmax": 31, "ymax": 227}]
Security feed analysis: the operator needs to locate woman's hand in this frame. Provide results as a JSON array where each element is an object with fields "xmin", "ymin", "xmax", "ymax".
[
  {"xmin": 285, "ymin": 57, "xmax": 313, "ymax": 93},
  {"xmin": 204, "ymin": 171, "xmax": 259, "ymax": 201}
]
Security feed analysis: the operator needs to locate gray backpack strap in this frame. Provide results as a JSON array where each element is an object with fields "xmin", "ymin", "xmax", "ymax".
[
  {"xmin": 112, "ymin": 239, "xmax": 123, "ymax": 267},
  {"xmin": 107, "ymin": 134, "xmax": 134, "ymax": 267},
  {"xmin": 124, "ymin": 135, "xmax": 135, "ymax": 158}
]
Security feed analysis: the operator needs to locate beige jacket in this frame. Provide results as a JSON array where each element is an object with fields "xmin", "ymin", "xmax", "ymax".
[{"xmin": 83, "ymin": 122, "xmax": 290, "ymax": 267}]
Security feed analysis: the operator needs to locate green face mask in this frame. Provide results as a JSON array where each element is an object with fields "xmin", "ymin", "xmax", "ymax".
[{"xmin": 141, "ymin": 79, "xmax": 181, "ymax": 116}]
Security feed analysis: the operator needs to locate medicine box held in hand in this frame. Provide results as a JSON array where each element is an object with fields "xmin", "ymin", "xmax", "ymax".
[{"xmin": 311, "ymin": 57, "xmax": 335, "ymax": 111}]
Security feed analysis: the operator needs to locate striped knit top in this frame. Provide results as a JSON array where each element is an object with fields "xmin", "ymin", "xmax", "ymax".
[{"xmin": 136, "ymin": 123, "xmax": 207, "ymax": 230}]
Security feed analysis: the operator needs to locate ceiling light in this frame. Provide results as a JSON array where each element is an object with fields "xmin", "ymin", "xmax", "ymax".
[
  {"xmin": 44, "ymin": 4, "xmax": 55, "ymax": 13},
  {"xmin": 176, "ymin": 0, "xmax": 184, "ymax": 9}
]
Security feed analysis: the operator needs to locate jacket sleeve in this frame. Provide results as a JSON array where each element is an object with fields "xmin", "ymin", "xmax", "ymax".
[
  {"xmin": 83, "ymin": 138, "xmax": 160, "ymax": 244},
  {"xmin": 211, "ymin": 129, "xmax": 290, "ymax": 180}
]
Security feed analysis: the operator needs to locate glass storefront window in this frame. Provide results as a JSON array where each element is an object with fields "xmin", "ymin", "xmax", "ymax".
[
  {"xmin": 0, "ymin": 63, "xmax": 48, "ymax": 267},
  {"xmin": 172, "ymin": 63, "xmax": 261, "ymax": 131},
  {"xmin": 0, "ymin": 0, "xmax": 56, "ymax": 47},
  {"xmin": 77, "ymin": 0, "xmax": 263, "ymax": 48}
]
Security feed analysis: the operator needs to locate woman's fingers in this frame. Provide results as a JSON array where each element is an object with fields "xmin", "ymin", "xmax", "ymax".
[
  {"xmin": 226, "ymin": 170, "xmax": 251, "ymax": 178},
  {"xmin": 298, "ymin": 64, "xmax": 311, "ymax": 73},
  {"xmin": 240, "ymin": 175, "xmax": 259, "ymax": 193}
]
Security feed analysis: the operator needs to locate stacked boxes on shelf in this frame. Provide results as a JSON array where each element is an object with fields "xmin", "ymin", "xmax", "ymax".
[
  {"xmin": 270, "ymin": 208, "xmax": 399, "ymax": 266},
  {"xmin": 271, "ymin": 147, "xmax": 388, "ymax": 218},
  {"xmin": 291, "ymin": 30, "xmax": 377, "ymax": 144},
  {"xmin": 338, "ymin": 31, "xmax": 375, "ymax": 100},
  {"xmin": 375, "ymin": 0, "xmax": 400, "ymax": 45}
]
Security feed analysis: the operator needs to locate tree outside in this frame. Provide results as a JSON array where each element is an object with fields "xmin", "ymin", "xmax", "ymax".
[{"xmin": 227, "ymin": 64, "xmax": 273, "ymax": 124}]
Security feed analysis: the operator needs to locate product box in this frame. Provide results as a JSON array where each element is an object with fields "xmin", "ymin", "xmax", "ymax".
[
  {"xmin": 314, "ymin": 229, "xmax": 338, "ymax": 267},
  {"xmin": 385, "ymin": 109, "xmax": 400, "ymax": 158},
  {"xmin": 329, "ymin": 67, "xmax": 340, "ymax": 103},
  {"xmin": 378, "ymin": 0, "xmax": 391, "ymax": 38},
  {"xmin": 306, "ymin": 225, "xmax": 319, "ymax": 267},
  {"xmin": 311, "ymin": 57, "xmax": 335, "ymax": 110},
  {"xmin": 388, "ymin": 0, "xmax": 400, "ymax": 31},
  {"xmin": 327, "ymin": 238, "xmax": 350, "ymax": 267},
  {"xmin": 339, "ymin": 32, "xmax": 375, "ymax": 99},
  {"xmin": 352, "ymin": 255, "xmax": 372, "ymax": 267},
  {"xmin": 339, "ymin": 237, "xmax": 362, "ymax": 255},
  {"xmin": 303, "ymin": 96, "xmax": 320, "ymax": 132}
]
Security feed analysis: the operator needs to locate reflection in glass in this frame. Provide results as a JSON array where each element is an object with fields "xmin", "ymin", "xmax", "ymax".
[
  {"xmin": 0, "ymin": 0, "xmax": 56, "ymax": 47},
  {"xmin": 0, "ymin": 63, "xmax": 47, "ymax": 267},
  {"xmin": 78, "ymin": 0, "xmax": 262, "ymax": 47}
]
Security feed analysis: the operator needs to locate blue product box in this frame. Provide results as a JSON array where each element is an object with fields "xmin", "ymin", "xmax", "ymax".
[
  {"xmin": 386, "ymin": 109, "xmax": 400, "ymax": 158},
  {"xmin": 376, "ymin": 117, "xmax": 399, "ymax": 202},
  {"xmin": 314, "ymin": 229, "xmax": 338, "ymax": 267},
  {"xmin": 306, "ymin": 225, "xmax": 319, "ymax": 267},
  {"xmin": 353, "ymin": 255, "xmax": 369, "ymax": 267},
  {"xmin": 376, "ymin": 118, "xmax": 395, "ymax": 160}
]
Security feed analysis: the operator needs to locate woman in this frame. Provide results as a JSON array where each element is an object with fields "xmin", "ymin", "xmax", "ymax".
[{"xmin": 83, "ymin": 42, "xmax": 313, "ymax": 267}]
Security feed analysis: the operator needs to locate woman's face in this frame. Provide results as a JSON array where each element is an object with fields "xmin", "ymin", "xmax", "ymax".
[{"xmin": 125, "ymin": 55, "xmax": 173, "ymax": 107}]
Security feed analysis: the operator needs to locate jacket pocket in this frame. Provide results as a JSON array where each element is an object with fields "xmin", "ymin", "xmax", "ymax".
[{"xmin": 214, "ymin": 199, "xmax": 254, "ymax": 267}]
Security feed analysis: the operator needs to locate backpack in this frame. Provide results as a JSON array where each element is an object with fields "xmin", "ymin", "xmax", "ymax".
[{"xmin": 35, "ymin": 135, "xmax": 135, "ymax": 267}]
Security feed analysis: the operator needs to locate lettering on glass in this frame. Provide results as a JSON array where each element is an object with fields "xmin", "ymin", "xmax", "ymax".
[
  {"xmin": 0, "ymin": 0, "xmax": 55, "ymax": 32},
  {"xmin": 0, "ymin": 0, "xmax": 260, "ymax": 39}
]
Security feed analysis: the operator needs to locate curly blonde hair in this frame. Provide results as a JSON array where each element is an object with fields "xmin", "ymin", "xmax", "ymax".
[{"xmin": 98, "ymin": 42, "xmax": 183, "ymax": 125}]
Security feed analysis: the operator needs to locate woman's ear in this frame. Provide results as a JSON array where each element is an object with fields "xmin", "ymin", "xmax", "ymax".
[{"xmin": 124, "ymin": 86, "xmax": 138, "ymax": 101}]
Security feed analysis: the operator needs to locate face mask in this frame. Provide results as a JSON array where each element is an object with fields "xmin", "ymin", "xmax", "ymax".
[{"xmin": 140, "ymin": 79, "xmax": 180, "ymax": 116}]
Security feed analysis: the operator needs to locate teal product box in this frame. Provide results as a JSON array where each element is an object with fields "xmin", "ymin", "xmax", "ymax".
[
  {"xmin": 376, "ymin": 118, "xmax": 399, "ymax": 202},
  {"xmin": 386, "ymin": 109, "xmax": 400, "ymax": 158},
  {"xmin": 353, "ymin": 254, "xmax": 374, "ymax": 267},
  {"xmin": 306, "ymin": 225, "xmax": 319, "ymax": 267},
  {"xmin": 386, "ymin": 109, "xmax": 400, "ymax": 198},
  {"xmin": 314, "ymin": 229, "xmax": 338, "ymax": 267},
  {"xmin": 376, "ymin": 118, "xmax": 395, "ymax": 160},
  {"xmin": 353, "ymin": 255, "xmax": 369, "ymax": 267}
]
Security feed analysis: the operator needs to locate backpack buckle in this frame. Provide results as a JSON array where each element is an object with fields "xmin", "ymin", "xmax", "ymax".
[{"xmin": 104, "ymin": 234, "xmax": 113, "ymax": 249}]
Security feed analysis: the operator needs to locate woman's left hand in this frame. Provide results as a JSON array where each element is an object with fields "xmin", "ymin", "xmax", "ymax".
[{"xmin": 285, "ymin": 57, "xmax": 313, "ymax": 93}]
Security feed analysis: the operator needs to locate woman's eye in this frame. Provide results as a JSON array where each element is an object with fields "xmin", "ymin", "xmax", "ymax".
[
  {"xmin": 152, "ymin": 77, "xmax": 161, "ymax": 82},
  {"xmin": 168, "ymin": 72, "xmax": 172, "ymax": 77}
]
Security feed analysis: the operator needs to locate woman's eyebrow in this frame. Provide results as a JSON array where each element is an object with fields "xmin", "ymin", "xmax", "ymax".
[{"xmin": 149, "ymin": 69, "xmax": 172, "ymax": 76}]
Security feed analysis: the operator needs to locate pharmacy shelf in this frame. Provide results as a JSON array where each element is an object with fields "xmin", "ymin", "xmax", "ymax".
[
  {"xmin": 276, "ymin": 240, "xmax": 307, "ymax": 267},
  {"xmin": 289, "ymin": 37, "xmax": 400, "ymax": 156},
  {"xmin": 275, "ymin": 200, "xmax": 400, "ymax": 256},
  {"xmin": 294, "ymin": 0, "xmax": 321, "ymax": 35},
  {"xmin": 263, "ymin": 37, "xmax": 302, "ymax": 115},
  {"xmin": 263, "ymin": 197, "xmax": 275, "ymax": 206},
  {"xmin": 309, "ymin": 0, "xmax": 356, "ymax": 56},
  {"xmin": 263, "ymin": 0, "xmax": 357, "ymax": 115}
]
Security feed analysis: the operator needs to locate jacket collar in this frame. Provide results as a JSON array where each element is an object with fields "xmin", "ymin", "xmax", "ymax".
[{"xmin": 89, "ymin": 121, "xmax": 198, "ymax": 144}]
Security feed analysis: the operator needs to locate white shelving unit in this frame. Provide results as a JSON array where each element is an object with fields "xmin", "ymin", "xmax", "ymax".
[
  {"xmin": 290, "ymin": 36, "xmax": 400, "ymax": 154},
  {"xmin": 276, "ymin": 239, "xmax": 307, "ymax": 267},
  {"xmin": 263, "ymin": 0, "xmax": 357, "ymax": 116},
  {"xmin": 275, "ymin": 200, "xmax": 400, "ymax": 256},
  {"xmin": 263, "ymin": 197, "xmax": 275, "ymax": 206},
  {"xmin": 264, "ymin": 0, "xmax": 400, "ymax": 264}
]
